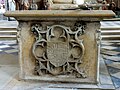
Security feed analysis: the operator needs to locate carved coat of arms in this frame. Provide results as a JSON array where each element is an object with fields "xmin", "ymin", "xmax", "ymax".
[{"xmin": 31, "ymin": 22, "xmax": 87, "ymax": 78}]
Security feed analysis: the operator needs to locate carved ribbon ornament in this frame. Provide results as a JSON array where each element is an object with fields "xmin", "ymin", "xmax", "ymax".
[{"xmin": 31, "ymin": 22, "xmax": 87, "ymax": 78}]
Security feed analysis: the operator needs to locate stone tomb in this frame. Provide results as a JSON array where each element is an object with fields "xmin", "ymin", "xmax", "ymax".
[{"xmin": 4, "ymin": 10, "xmax": 115, "ymax": 89}]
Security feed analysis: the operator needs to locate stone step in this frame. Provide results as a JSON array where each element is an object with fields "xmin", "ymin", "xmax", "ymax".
[
  {"xmin": 0, "ymin": 20, "xmax": 17, "ymax": 39},
  {"xmin": 101, "ymin": 42, "xmax": 120, "ymax": 47},
  {"xmin": 0, "ymin": 21, "xmax": 17, "ymax": 40},
  {"xmin": 0, "ymin": 28, "xmax": 16, "ymax": 30},
  {"xmin": 101, "ymin": 46, "xmax": 118, "ymax": 50},
  {"xmin": 101, "ymin": 35, "xmax": 120, "ymax": 40},
  {"xmin": 0, "ymin": 30, "xmax": 17, "ymax": 33},
  {"xmin": 101, "ymin": 49, "xmax": 120, "ymax": 56},
  {"xmin": 0, "ymin": 34, "xmax": 17, "ymax": 39},
  {"xmin": 0, "ymin": 35, "xmax": 16, "ymax": 38},
  {"xmin": 101, "ymin": 40, "xmax": 120, "ymax": 43},
  {"xmin": 101, "ymin": 30, "xmax": 120, "ymax": 35},
  {"xmin": 0, "ymin": 38, "xmax": 17, "ymax": 41},
  {"xmin": 0, "ymin": 30, "xmax": 17, "ymax": 35},
  {"xmin": 101, "ymin": 27, "xmax": 120, "ymax": 30}
]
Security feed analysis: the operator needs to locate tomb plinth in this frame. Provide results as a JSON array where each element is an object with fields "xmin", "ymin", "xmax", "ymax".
[{"xmin": 4, "ymin": 10, "xmax": 115, "ymax": 89}]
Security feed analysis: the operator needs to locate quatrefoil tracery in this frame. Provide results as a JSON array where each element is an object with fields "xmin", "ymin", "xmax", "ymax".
[{"xmin": 31, "ymin": 22, "xmax": 87, "ymax": 78}]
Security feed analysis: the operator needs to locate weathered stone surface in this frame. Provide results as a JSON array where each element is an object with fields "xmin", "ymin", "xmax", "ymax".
[
  {"xmin": 4, "ymin": 10, "xmax": 115, "ymax": 89},
  {"xmin": 52, "ymin": 0, "xmax": 73, "ymax": 4},
  {"xmin": 18, "ymin": 21, "xmax": 99, "ymax": 83},
  {"xmin": 4, "ymin": 10, "xmax": 115, "ymax": 19}
]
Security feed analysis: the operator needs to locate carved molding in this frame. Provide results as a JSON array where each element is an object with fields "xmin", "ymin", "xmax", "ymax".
[
  {"xmin": 31, "ymin": 22, "xmax": 87, "ymax": 78},
  {"xmin": 96, "ymin": 29, "xmax": 101, "ymax": 46}
]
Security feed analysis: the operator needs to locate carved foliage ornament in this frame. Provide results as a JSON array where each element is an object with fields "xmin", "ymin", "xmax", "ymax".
[{"xmin": 31, "ymin": 22, "xmax": 87, "ymax": 78}]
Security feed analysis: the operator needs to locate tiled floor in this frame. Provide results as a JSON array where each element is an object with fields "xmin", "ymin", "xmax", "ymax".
[
  {"xmin": 0, "ymin": 21, "xmax": 120, "ymax": 89},
  {"xmin": 0, "ymin": 40, "xmax": 18, "ymax": 55},
  {"xmin": 101, "ymin": 42, "xmax": 120, "ymax": 90},
  {"xmin": 100, "ymin": 21, "xmax": 120, "ymax": 90}
]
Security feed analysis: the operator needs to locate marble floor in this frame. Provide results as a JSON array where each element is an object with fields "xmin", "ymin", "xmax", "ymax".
[
  {"xmin": 0, "ymin": 21, "xmax": 120, "ymax": 90},
  {"xmin": 101, "ymin": 41, "xmax": 120, "ymax": 90},
  {"xmin": 100, "ymin": 21, "xmax": 120, "ymax": 90}
]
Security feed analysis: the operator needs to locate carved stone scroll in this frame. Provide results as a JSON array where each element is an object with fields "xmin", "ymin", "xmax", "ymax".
[{"xmin": 31, "ymin": 22, "xmax": 87, "ymax": 78}]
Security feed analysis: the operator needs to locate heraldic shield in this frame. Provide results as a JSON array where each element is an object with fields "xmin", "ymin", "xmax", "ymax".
[
  {"xmin": 47, "ymin": 41, "xmax": 69, "ymax": 67},
  {"xmin": 31, "ymin": 22, "xmax": 86, "ymax": 78}
]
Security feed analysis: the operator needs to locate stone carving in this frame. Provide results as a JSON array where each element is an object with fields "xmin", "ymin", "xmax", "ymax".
[
  {"xmin": 96, "ymin": 29, "xmax": 101, "ymax": 46},
  {"xmin": 31, "ymin": 22, "xmax": 87, "ymax": 78}
]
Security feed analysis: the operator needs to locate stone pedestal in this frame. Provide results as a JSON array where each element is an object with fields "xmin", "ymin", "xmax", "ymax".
[{"xmin": 4, "ymin": 10, "xmax": 115, "ymax": 89}]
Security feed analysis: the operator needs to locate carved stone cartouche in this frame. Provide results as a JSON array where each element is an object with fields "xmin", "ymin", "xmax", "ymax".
[{"xmin": 31, "ymin": 22, "xmax": 87, "ymax": 78}]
